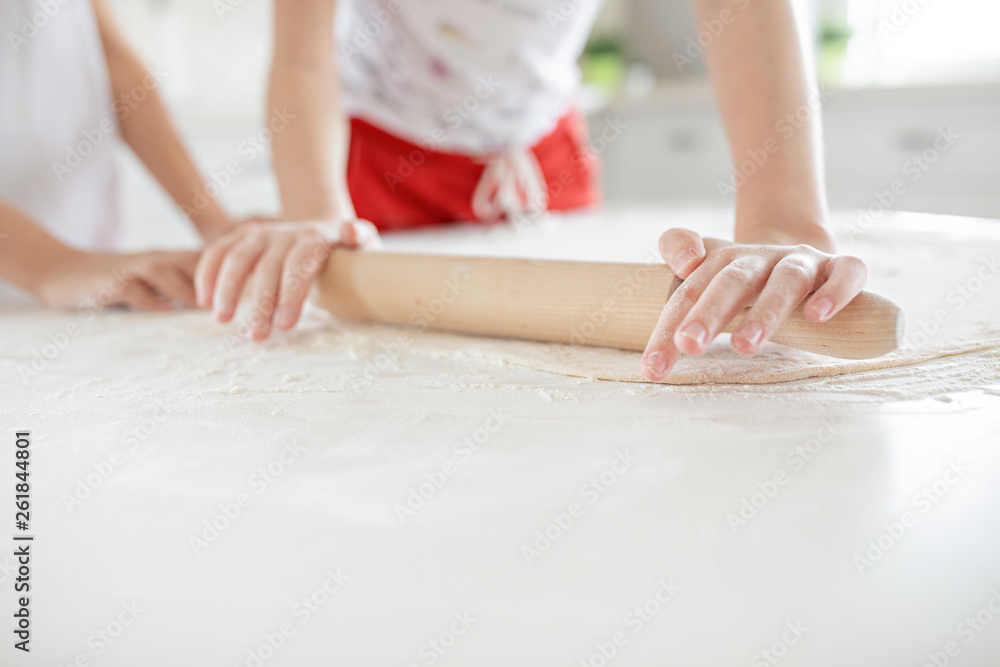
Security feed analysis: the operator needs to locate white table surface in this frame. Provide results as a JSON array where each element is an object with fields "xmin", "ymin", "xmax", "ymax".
[{"xmin": 2, "ymin": 207, "xmax": 999, "ymax": 667}]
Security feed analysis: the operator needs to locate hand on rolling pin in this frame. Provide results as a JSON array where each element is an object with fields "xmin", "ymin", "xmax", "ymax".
[
  {"xmin": 641, "ymin": 228, "xmax": 868, "ymax": 381},
  {"xmin": 35, "ymin": 251, "xmax": 200, "ymax": 311},
  {"xmin": 195, "ymin": 219, "xmax": 381, "ymax": 340}
]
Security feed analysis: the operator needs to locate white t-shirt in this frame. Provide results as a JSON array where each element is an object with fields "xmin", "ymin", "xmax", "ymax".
[
  {"xmin": 336, "ymin": 0, "xmax": 604, "ymax": 155},
  {"xmin": 0, "ymin": 0, "xmax": 122, "ymax": 250}
]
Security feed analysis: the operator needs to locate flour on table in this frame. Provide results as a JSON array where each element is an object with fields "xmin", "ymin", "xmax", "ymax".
[
  {"xmin": 328, "ymin": 210, "xmax": 1000, "ymax": 393},
  {"xmin": 2, "ymin": 209, "xmax": 998, "ymax": 402}
]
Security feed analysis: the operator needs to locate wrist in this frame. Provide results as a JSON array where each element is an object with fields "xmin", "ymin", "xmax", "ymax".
[
  {"xmin": 734, "ymin": 191, "xmax": 833, "ymax": 251},
  {"xmin": 26, "ymin": 244, "xmax": 86, "ymax": 296},
  {"xmin": 735, "ymin": 209, "xmax": 833, "ymax": 251},
  {"xmin": 193, "ymin": 214, "xmax": 236, "ymax": 243}
]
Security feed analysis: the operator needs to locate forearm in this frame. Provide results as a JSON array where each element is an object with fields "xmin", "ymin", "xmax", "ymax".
[
  {"xmin": 693, "ymin": 0, "xmax": 829, "ymax": 247},
  {"xmin": 0, "ymin": 201, "xmax": 80, "ymax": 296},
  {"xmin": 112, "ymin": 54, "xmax": 232, "ymax": 238},
  {"xmin": 94, "ymin": 0, "xmax": 231, "ymax": 240},
  {"xmin": 269, "ymin": 0, "xmax": 354, "ymax": 222}
]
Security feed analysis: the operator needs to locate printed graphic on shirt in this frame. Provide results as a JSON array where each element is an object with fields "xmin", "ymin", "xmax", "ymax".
[{"xmin": 337, "ymin": 0, "xmax": 604, "ymax": 154}]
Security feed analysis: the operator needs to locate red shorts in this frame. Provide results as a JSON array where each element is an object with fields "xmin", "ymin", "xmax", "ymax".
[{"xmin": 346, "ymin": 110, "xmax": 600, "ymax": 231}]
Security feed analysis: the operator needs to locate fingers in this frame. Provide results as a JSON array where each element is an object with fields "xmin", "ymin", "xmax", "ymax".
[
  {"xmin": 804, "ymin": 255, "xmax": 867, "ymax": 322},
  {"xmin": 674, "ymin": 256, "xmax": 770, "ymax": 355},
  {"xmin": 212, "ymin": 237, "xmax": 267, "ymax": 322},
  {"xmin": 275, "ymin": 238, "xmax": 332, "ymax": 330},
  {"xmin": 248, "ymin": 243, "xmax": 293, "ymax": 341},
  {"xmin": 193, "ymin": 220, "xmax": 378, "ymax": 338},
  {"xmin": 641, "ymin": 302, "xmax": 686, "ymax": 382},
  {"xmin": 658, "ymin": 228, "xmax": 707, "ymax": 279},
  {"xmin": 640, "ymin": 264, "xmax": 717, "ymax": 381},
  {"xmin": 121, "ymin": 279, "xmax": 171, "ymax": 311},
  {"xmin": 339, "ymin": 220, "xmax": 382, "ymax": 249},
  {"xmin": 195, "ymin": 234, "xmax": 238, "ymax": 308},
  {"xmin": 172, "ymin": 251, "xmax": 201, "ymax": 278},
  {"xmin": 732, "ymin": 253, "xmax": 820, "ymax": 354},
  {"xmin": 133, "ymin": 263, "xmax": 197, "ymax": 307}
]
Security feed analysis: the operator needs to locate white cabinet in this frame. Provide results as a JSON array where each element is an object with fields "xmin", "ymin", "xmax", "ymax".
[{"xmin": 589, "ymin": 82, "xmax": 1000, "ymax": 219}]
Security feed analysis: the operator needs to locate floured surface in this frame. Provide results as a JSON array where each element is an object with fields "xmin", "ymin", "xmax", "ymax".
[
  {"xmin": 3, "ymin": 207, "xmax": 1000, "ymax": 667},
  {"xmin": 400, "ymin": 327, "xmax": 1000, "ymax": 386},
  {"xmin": 4, "ymin": 208, "xmax": 998, "ymax": 400},
  {"xmin": 372, "ymin": 208, "xmax": 1000, "ymax": 392}
]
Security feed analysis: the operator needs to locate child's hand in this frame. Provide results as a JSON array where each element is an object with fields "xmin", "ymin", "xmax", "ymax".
[
  {"xmin": 200, "ymin": 215, "xmax": 283, "ymax": 244},
  {"xmin": 641, "ymin": 228, "xmax": 867, "ymax": 381},
  {"xmin": 35, "ymin": 250, "xmax": 200, "ymax": 311},
  {"xmin": 195, "ymin": 219, "xmax": 380, "ymax": 340}
]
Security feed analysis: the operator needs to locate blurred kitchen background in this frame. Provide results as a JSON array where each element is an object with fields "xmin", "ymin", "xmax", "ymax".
[{"xmin": 107, "ymin": 0, "xmax": 1000, "ymax": 249}]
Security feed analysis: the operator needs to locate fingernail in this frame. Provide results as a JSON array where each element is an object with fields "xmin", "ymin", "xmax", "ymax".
[
  {"xmin": 672, "ymin": 249, "xmax": 697, "ymax": 272},
  {"xmin": 738, "ymin": 322, "xmax": 764, "ymax": 349},
  {"xmin": 643, "ymin": 351, "xmax": 668, "ymax": 380},
  {"xmin": 812, "ymin": 297, "xmax": 834, "ymax": 321},
  {"xmin": 276, "ymin": 307, "xmax": 295, "ymax": 329},
  {"xmin": 214, "ymin": 301, "xmax": 232, "ymax": 321},
  {"xmin": 677, "ymin": 322, "xmax": 708, "ymax": 349}
]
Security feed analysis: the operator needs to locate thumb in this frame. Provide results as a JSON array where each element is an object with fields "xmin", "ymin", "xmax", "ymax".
[
  {"xmin": 339, "ymin": 220, "xmax": 382, "ymax": 249},
  {"xmin": 658, "ymin": 228, "xmax": 706, "ymax": 279}
]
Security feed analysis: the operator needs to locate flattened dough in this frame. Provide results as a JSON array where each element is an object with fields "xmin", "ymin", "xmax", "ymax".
[
  {"xmin": 420, "ymin": 330, "xmax": 1000, "ymax": 385},
  {"xmin": 372, "ymin": 211, "xmax": 1000, "ymax": 387}
]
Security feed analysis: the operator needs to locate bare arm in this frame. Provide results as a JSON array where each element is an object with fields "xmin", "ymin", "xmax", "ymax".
[
  {"xmin": 641, "ymin": 0, "xmax": 867, "ymax": 380},
  {"xmin": 92, "ymin": 0, "xmax": 233, "ymax": 241},
  {"xmin": 194, "ymin": 0, "xmax": 377, "ymax": 342},
  {"xmin": 693, "ymin": 0, "xmax": 830, "ymax": 249},
  {"xmin": 269, "ymin": 0, "xmax": 355, "ymax": 221},
  {"xmin": 0, "ymin": 201, "xmax": 76, "ymax": 294},
  {"xmin": 0, "ymin": 199, "xmax": 199, "ymax": 309}
]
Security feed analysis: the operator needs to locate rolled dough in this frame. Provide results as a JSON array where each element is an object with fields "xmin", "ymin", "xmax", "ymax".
[
  {"xmin": 4, "ymin": 210, "xmax": 996, "ymax": 401},
  {"xmin": 344, "ymin": 210, "xmax": 1000, "ymax": 390}
]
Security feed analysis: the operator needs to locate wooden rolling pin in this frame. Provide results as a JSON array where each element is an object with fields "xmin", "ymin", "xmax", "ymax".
[{"xmin": 316, "ymin": 250, "xmax": 904, "ymax": 359}]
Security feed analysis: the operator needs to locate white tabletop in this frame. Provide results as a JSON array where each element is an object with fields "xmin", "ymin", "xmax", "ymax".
[{"xmin": 2, "ymin": 207, "xmax": 999, "ymax": 667}]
